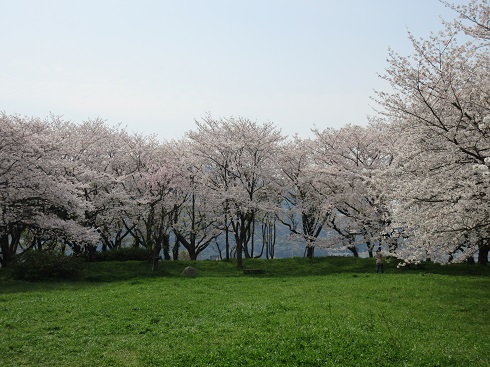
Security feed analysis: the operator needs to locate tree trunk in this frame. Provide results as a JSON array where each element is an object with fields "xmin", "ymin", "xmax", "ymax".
[
  {"xmin": 152, "ymin": 256, "xmax": 159, "ymax": 272},
  {"xmin": 366, "ymin": 241, "xmax": 374, "ymax": 258},
  {"xmin": 348, "ymin": 246, "xmax": 359, "ymax": 257},
  {"xmin": 162, "ymin": 234, "xmax": 171, "ymax": 261},
  {"xmin": 477, "ymin": 242, "xmax": 489, "ymax": 265},
  {"xmin": 224, "ymin": 210, "xmax": 230, "ymax": 261},
  {"xmin": 215, "ymin": 240, "xmax": 223, "ymax": 260},
  {"xmin": 188, "ymin": 247, "xmax": 197, "ymax": 261},
  {"xmin": 0, "ymin": 234, "xmax": 12, "ymax": 267},
  {"xmin": 172, "ymin": 236, "xmax": 180, "ymax": 261},
  {"xmin": 243, "ymin": 214, "xmax": 253, "ymax": 259},
  {"xmin": 231, "ymin": 213, "xmax": 253, "ymax": 268},
  {"xmin": 250, "ymin": 219, "xmax": 255, "ymax": 257},
  {"xmin": 225, "ymin": 226, "xmax": 230, "ymax": 261},
  {"xmin": 152, "ymin": 242, "xmax": 162, "ymax": 272},
  {"xmin": 262, "ymin": 219, "xmax": 276, "ymax": 260},
  {"xmin": 86, "ymin": 245, "xmax": 97, "ymax": 261},
  {"xmin": 236, "ymin": 240, "xmax": 243, "ymax": 268},
  {"xmin": 305, "ymin": 245, "xmax": 314, "ymax": 258},
  {"xmin": 0, "ymin": 228, "xmax": 22, "ymax": 267}
]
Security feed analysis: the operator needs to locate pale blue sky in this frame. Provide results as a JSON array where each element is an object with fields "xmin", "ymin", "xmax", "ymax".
[{"xmin": 1, "ymin": 0, "xmax": 461, "ymax": 139}]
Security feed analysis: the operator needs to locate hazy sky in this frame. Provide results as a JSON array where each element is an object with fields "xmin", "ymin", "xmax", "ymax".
[{"xmin": 1, "ymin": 0, "xmax": 461, "ymax": 140}]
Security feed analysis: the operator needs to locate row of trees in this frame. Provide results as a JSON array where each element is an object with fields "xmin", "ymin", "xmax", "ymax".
[
  {"xmin": 0, "ymin": 112, "xmax": 395, "ymax": 269},
  {"xmin": 1, "ymin": 0, "xmax": 489, "ymax": 267}
]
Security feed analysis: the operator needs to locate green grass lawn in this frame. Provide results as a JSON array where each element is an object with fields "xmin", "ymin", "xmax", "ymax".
[{"xmin": 0, "ymin": 257, "xmax": 489, "ymax": 366}]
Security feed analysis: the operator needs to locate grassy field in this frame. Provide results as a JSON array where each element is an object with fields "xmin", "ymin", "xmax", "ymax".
[{"xmin": 0, "ymin": 257, "xmax": 489, "ymax": 366}]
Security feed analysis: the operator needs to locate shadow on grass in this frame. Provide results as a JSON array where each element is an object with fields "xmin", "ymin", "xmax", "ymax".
[
  {"xmin": 83, "ymin": 256, "xmax": 490, "ymax": 279},
  {"xmin": 0, "ymin": 256, "xmax": 488, "ymax": 294}
]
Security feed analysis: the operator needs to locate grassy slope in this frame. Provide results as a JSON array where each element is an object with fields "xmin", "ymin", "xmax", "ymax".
[{"xmin": 0, "ymin": 257, "xmax": 489, "ymax": 367}]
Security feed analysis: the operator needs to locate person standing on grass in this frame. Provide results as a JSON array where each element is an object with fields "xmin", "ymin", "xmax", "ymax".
[{"xmin": 375, "ymin": 247, "xmax": 384, "ymax": 273}]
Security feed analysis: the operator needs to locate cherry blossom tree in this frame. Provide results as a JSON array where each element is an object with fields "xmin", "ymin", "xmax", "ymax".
[
  {"xmin": 56, "ymin": 119, "xmax": 140, "ymax": 258},
  {"xmin": 167, "ymin": 139, "xmax": 222, "ymax": 260},
  {"xmin": 311, "ymin": 124, "xmax": 395, "ymax": 257},
  {"xmin": 376, "ymin": 0, "xmax": 490, "ymax": 264},
  {"xmin": 276, "ymin": 136, "xmax": 335, "ymax": 258},
  {"xmin": 187, "ymin": 116, "xmax": 284, "ymax": 267},
  {"xmin": 119, "ymin": 136, "xmax": 183, "ymax": 270},
  {"xmin": 0, "ymin": 114, "xmax": 99, "ymax": 266}
]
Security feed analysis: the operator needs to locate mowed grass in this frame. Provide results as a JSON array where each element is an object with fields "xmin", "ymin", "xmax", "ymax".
[{"xmin": 0, "ymin": 257, "xmax": 489, "ymax": 367}]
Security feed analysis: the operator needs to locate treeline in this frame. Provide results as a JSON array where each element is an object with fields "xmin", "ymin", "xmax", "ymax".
[
  {"xmin": 0, "ymin": 114, "xmax": 394, "ymax": 269},
  {"xmin": 1, "ymin": 0, "xmax": 490, "ymax": 269}
]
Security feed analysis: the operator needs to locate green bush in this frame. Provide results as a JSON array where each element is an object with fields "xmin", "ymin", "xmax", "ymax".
[
  {"xmin": 9, "ymin": 250, "xmax": 85, "ymax": 281},
  {"xmin": 95, "ymin": 246, "xmax": 149, "ymax": 262}
]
